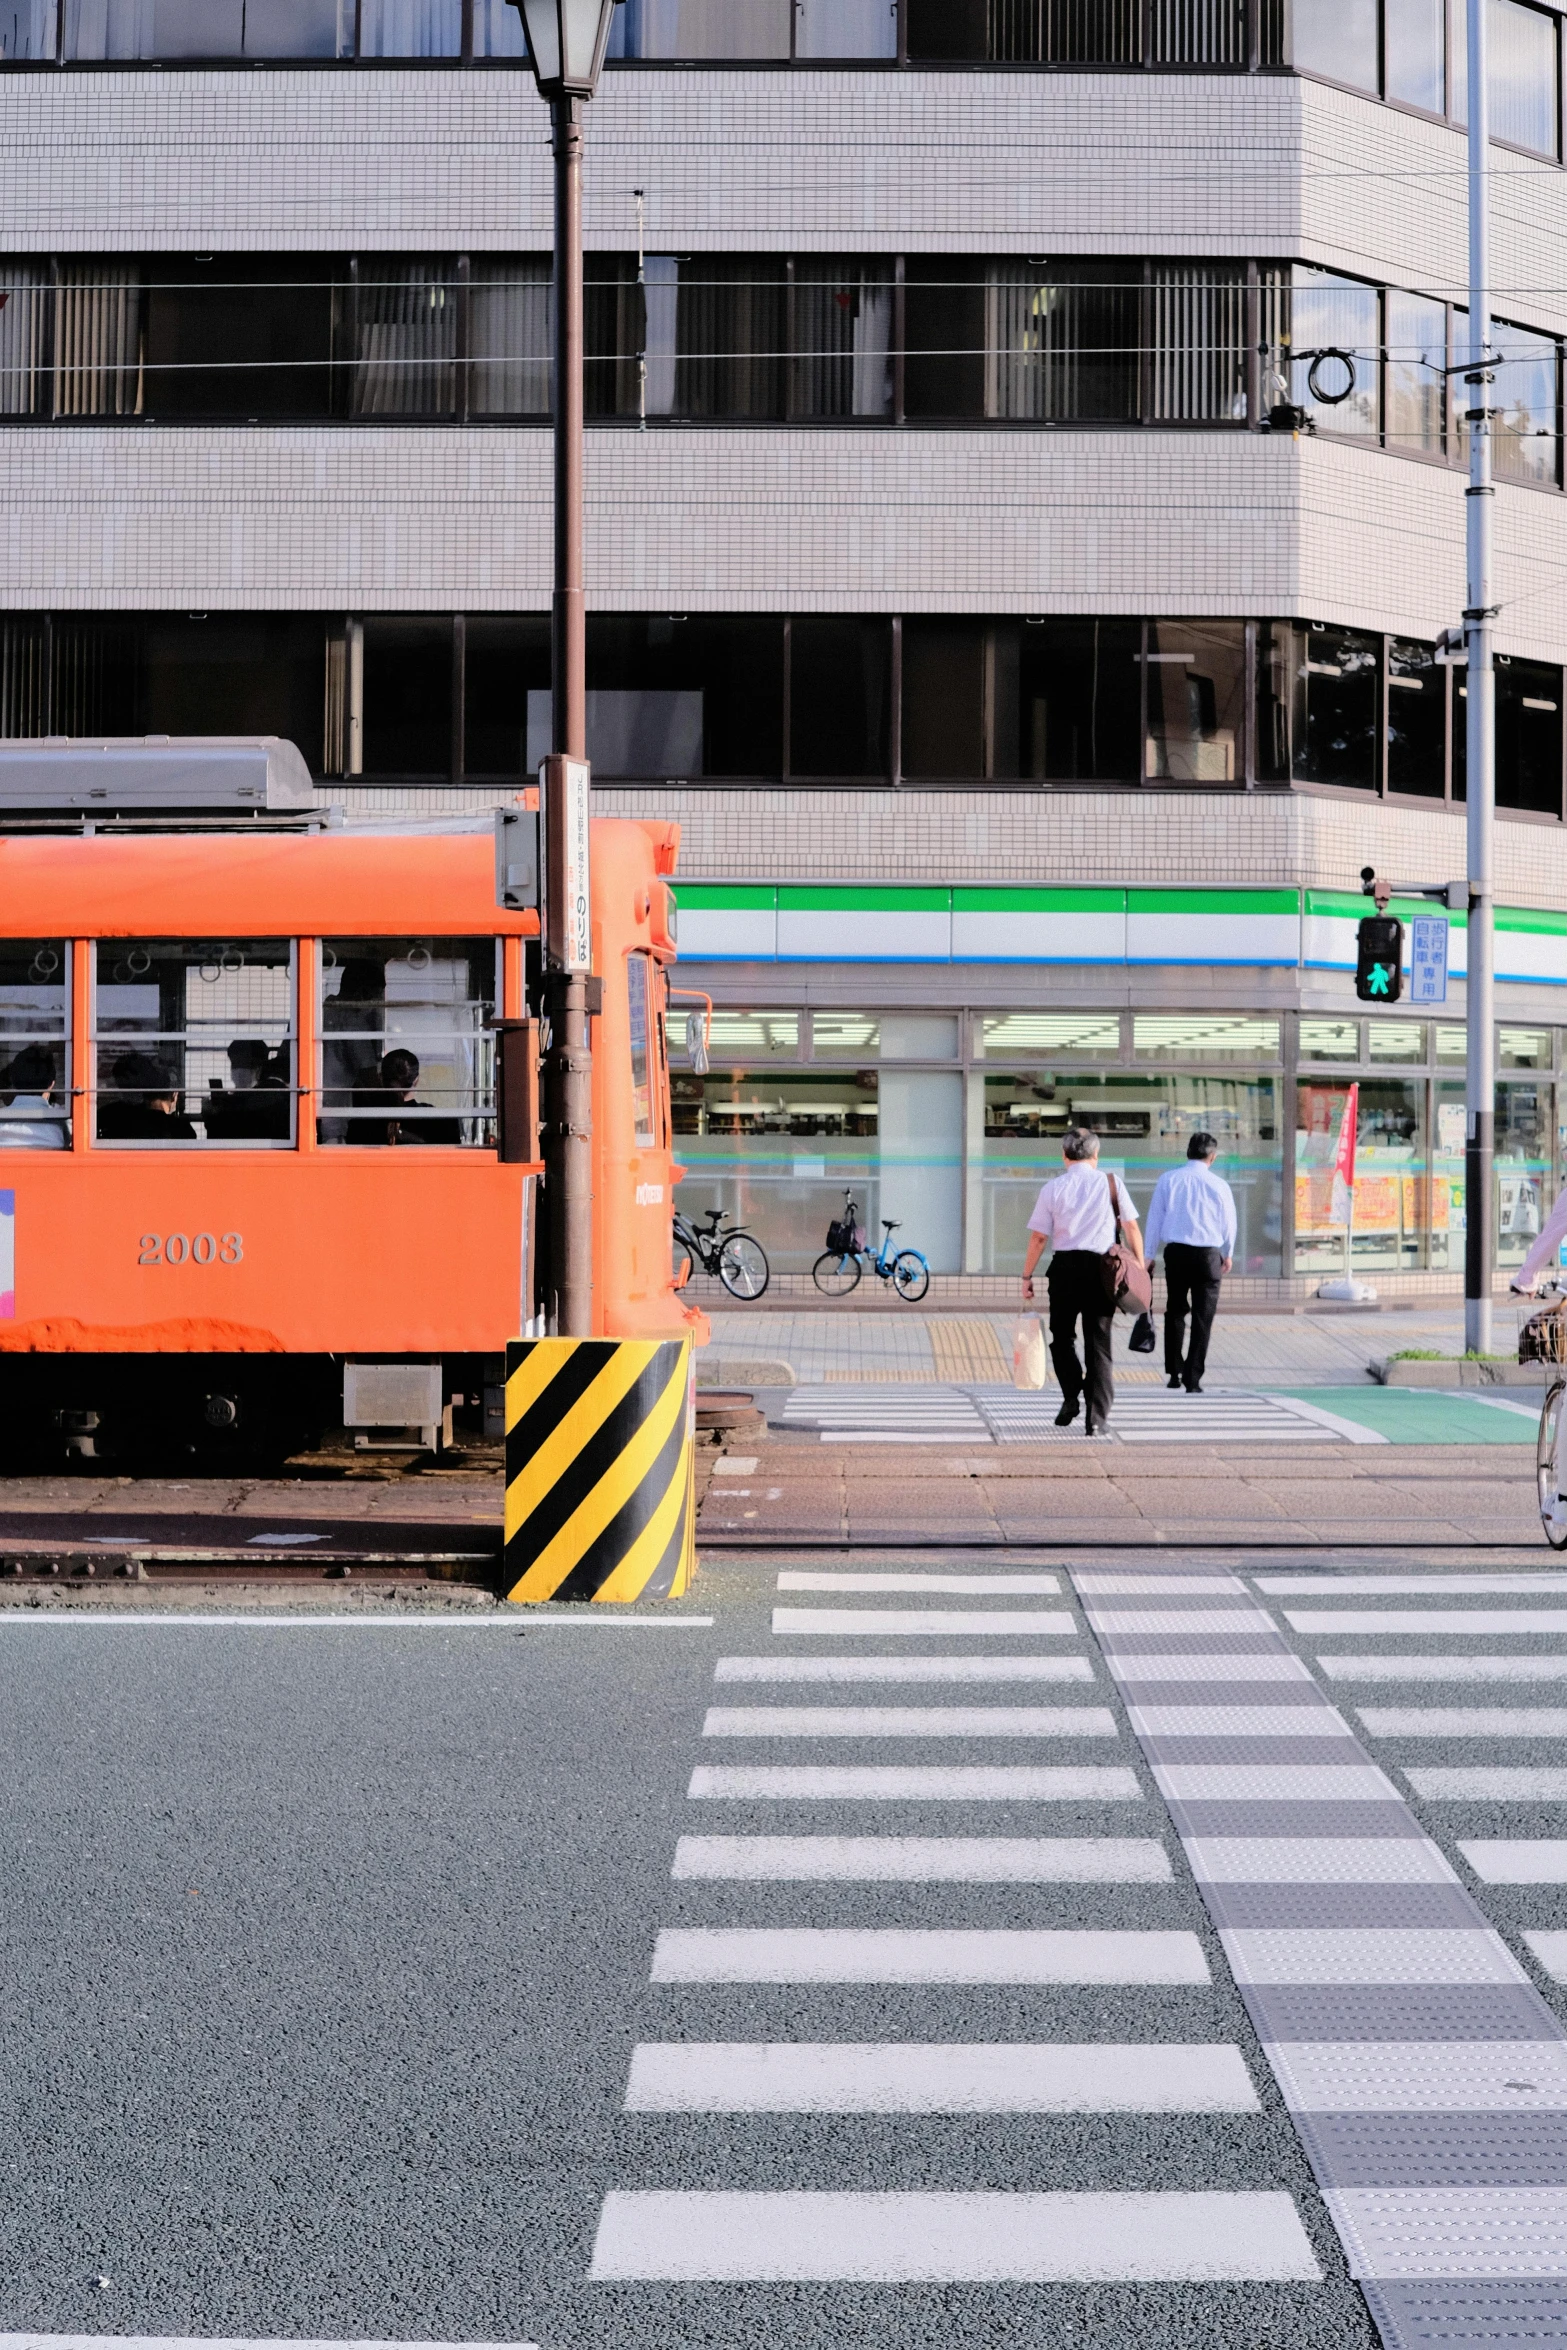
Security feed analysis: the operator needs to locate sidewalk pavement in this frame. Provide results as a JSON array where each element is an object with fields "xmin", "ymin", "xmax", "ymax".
[{"xmin": 700, "ymin": 1302, "xmax": 1521, "ymax": 1389}]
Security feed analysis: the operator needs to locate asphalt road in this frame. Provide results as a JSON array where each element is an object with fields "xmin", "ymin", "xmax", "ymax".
[{"xmin": 4, "ymin": 1548, "xmax": 1567, "ymax": 2348}]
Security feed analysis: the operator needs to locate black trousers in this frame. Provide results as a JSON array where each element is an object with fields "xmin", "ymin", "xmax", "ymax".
[
  {"xmin": 1163, "ymin": 1242, "xmax": 1224, "ymax": 1388},
  {"xmin": 1047, "ymin": 1251, "xmax": 1116, "ymax": 1428}
]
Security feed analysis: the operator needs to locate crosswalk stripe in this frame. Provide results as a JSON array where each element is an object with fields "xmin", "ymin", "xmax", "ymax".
[
  {"xmin": 1359, "ymin": 1708, "xmax": 1567, "ymax": 1738},
  {"xmin": 670, "ymin": 1835, "xmax": 1173, "ymax": 1882},
  {"xmin": 773, "ymin": 1608, "xmax": 1078, "ymax": 1638},
  {"xmin": 1286, "ymin": 1610, "xmax": 1567, "ymax": 1634},
  {"xmin": 589, "ymin": 2190, "xmax": 1322, "ymax": 2282},
  {"xmin": 776, "ymin": 1572, "xmax": 1062, "ymax": 1594},
  {"xmin": 1458, "ymin": 1840, "xmax": 1567, "ymax": 1882},
  {"xmin": 649, "ymin": 1927, "xmax": 1210, "ymax": 1983},
  {"xmin": 1523, "ymin": 1933, "xmax": 1567, "ymax": 1980},
  {"xmin": 686, "ymin": 1764, "xmax": 1144, "ymax": 1801},
  {"xmin": 701, "ymin": 1705, "xmax": 1119, "ymax": 1739},
  {"xmin": 1259, "ymin": 1575, "xmax": 1567, "ymax": 1596},
  {"xmin": 1265, "ymin": 2039, "xmax": 1567, "ymax": 2112},
  {"xmin": 1406, "ymin": 1767, "xmax": 1567, "ymax": 1799},
  {"xmin": 622, "ymin": 2041, "xmax": 1260, "ymax": 2112},
  {"xmin": 715, "ymin": 1655, "xmax": 1095, "ymax": 1683},
  {"xmin": 1218, "ymin": 1927, "xmax": 1529, "ymax": 1987},
  {"xmin": 1319, "ymin": 1654, "xmax": 1567, "ymax": 1681}
]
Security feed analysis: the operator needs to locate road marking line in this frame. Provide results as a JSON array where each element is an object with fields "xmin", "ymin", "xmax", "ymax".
[
  {"xmin": 1128, "ymin": 1705, "xmax": 1354, "ymax": 1740},
  {"xmin": 649, "ymin": 1927, "xmax": 1209, "ymax": 1983},
  {"xmin": 589, "ymin": 2189, "xmax": 1322, "ymax": 2282},
  {"xmin": 1406, "ymin": 1767, "xmax": 1567, "ymax": 1799},
  {"xmin": 0, "ymin": 2341, "xmax": 542, "ymax": 2350},
  {"xmin": 0, "ymin": 1614, "xmax": 710, "ymax": 1630},
  {"xmin": 701, "ymin": 1706, "xmax": 1119, "ymax": 1739},
  {"xmin": 776, "ymin": 1572, "xmax": 1061, "ymax": 1594},
  {"xmin": 686, "ymin": 1764, "xmax": 1143, "ymax": 1802},
  {"xmin": 772, "ymin": 1609, "xmax": 1078, "ymax": 1638},
  {"xmin": 1318, "ymin": 1655, "xmax": 1567, "ymax": 1681},
  {"xmin": 1524, "ymin": 1932, "xmax": 1567, "ymax": 1981},
  {"xmin": 1218, "ymin": 1927, "xmax": 1528, "ymax": 1986},
  {"xmin": 1185, "ymin": 1836, "xmax": 1459, "ymax": 1884},
  {"xmin": 1153, "ymin": 1762, "xmax": 1401, "ymax": 1802},
  {"xmin": 1260, "ymin": 1576, "xmax": 1567, "ymax": 1596},
  {"xmin": 1322, "ymin": 2185, "xmax": 1567, "ymax": 2279},
  {"xmin": 1285, "ymin": 1611, "xmax": 1567, "ymax": 1635},
  {"xmin": 1360, "ymin": 1709, "xmax": 1567, "ymax": 1738},
  {"xmin": 623, "ymin": 2040, "xmax": 1259, "ymax": 2112},
  {"xmin": 1459, "ymin": 1840, "xmax": 1567, "ymax": 1882},
  {"xmin": 1265, "ymin": 2039, "xmax": 1567, "ymax": 2112},
  {"xmin": 715, "ymin": 1655, "xmax": 1095, "ymax": 1683},
  {"xmin": 670, "ymin": 1834, "xmax": 1172, "ymax": 1882}
]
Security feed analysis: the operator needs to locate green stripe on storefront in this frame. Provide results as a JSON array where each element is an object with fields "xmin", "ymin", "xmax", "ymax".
[
  {"xmin": 1497, "ymin": 907, "xmax": 1567, "ymax": 935},
  {"xmin": 676, "ymin": 884, "xmax": 777, "ymax": 908},
  {"xmin": 1307, "ymin": 889, "xmax": 1470, "ymax": 927},
  {"xmin": 1128, "ymin": 888, "xmax": 1299, "ymax": 915},
  {"xmin": 777, "ymin": 886, "xmax": 950, "ymax": 911},
  {"xmin": 953, "ymin": 887, "xmax": 1125, "ymax": 913}
]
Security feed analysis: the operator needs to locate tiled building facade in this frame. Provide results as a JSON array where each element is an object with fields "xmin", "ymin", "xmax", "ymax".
[{"xmin": 4, "ymin": 4, "xmax": 1567, "ymax": 1279}]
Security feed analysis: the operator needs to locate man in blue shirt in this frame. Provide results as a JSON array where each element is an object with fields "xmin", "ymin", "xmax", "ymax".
[{"xmin": 1144, "ymin": 1132, "xmax": 1238, "ymax": 1394}]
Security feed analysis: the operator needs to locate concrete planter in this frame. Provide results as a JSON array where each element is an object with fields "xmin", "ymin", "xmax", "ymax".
[{"xmin": 1374, "ymin": 1358, "xmax": 1550, "ymax": 1387}]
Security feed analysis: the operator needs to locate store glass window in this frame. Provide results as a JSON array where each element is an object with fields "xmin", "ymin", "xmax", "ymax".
[
  {"xmin": 1387, "ymin": 638, "xmax": 1447, "ymax": 797},
  {"xmin": 1296, "ymin": 1079, "xmax": 1424, "ymax": 1273},
  {"xmin": 1430, "ymin": 1079, "xmax": 1467, "ymax": 1271},
  {"xmin": 983, "ymin": 1068, "xmax": 1281, "ymax": 1274},
  {"xmin": 1018, "ymin": 620, "xmax": 1142, "ymax": 783},
  {"xmin": 1436, "ymin": 1026, "xmax": 1467, "ymax": 1062},
  {"xmin": 671, "ymin": 1011, "xmax": 800, "ymax": 1066},
  {"xmin": 1133, "ymin": 1015, "xmax": 1281, "ymax": 1061},
  {"xmin": 0, "ymin": 940, "xmax": 69, "ymax": 1149},
  {"xmin": 1497, "ymin": 1076, "xmax": 1553, "ymax": 1266},
  {"xmin": 1257, "ymin": 621, "xmax": 1381, "ymax": 791},
  {"xmin": 1143, "ymin": 623, "xmax": 1247, "ymax": 785},
  {"xmin": 982, "ymin": 1012, "xmax": 1122, "ymax": 1058},
  {"xmin": 318, "ymin": 938, "xmax": 496, "ymax": 1146},
  {"xmin": 1368, "ymin": 1020, "xmax": 1427, "ymax": 1062},
  {"xmin": 673, "ymin": 1068, "xmax": 879, "ymax": 1273},
  {"xmin": 1501, "ymin": 1028, "xmax": 1551, "ymax": 1070},
  {"xmin": 813, "ymin": 1014, "xmax": 881, "ymax": 1057},
  {"xmin": 1300, "ymin": 1020, "xmax": 1360, "ymax": 1061},
  {"xmin": 94, "ymin": 939, "xmax": 293, "ymax": 1145}
]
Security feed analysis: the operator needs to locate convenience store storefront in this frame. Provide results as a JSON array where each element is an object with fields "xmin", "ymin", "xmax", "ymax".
[{"xmin": 670, "ymin": 885, "xmax": 1567, "ymax": 1280}]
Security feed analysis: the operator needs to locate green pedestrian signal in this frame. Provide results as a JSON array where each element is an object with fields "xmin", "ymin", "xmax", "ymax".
[{"xmin": 1356, "ymin": 915, "xmax": 1404, "ymax": 1004}]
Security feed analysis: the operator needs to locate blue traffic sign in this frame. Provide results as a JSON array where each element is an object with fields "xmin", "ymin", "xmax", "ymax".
[{"xmin": 1410, "ymin": 915, "xmax": 1448, "ymax": 1004}]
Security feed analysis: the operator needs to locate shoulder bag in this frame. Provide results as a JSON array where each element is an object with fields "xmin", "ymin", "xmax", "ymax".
[{"xmin": 1102, "ymin": 1170, "xmax": 1153, "ymax": 1316}]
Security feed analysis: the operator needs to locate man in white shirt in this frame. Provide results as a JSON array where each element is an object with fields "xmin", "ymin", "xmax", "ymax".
[
  {"xmin": 1020, "ymin": 1128, "xmax": 1143, "ymax": 1435},
  {"xmin": 1144, "ymin": 1131, "xmax": 1237, "ymax": 1394}
]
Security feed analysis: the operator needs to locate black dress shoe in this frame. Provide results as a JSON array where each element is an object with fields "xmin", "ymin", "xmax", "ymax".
[
  {"xmin": 1185, "ymin": 1381, "xmax": 1203, "ymax": 1394},
  {"xmin": 1167, "ymin": 1374, "xmax": 1182, "ymax": 1389},
  {"xmin": 1054, "ymin": 1398, "xmax": 1080, "ymax": 1427}
]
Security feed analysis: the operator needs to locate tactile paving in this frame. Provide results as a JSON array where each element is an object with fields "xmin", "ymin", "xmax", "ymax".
[
  {"xmin": 1246, "ymin": 1985, "xmax": 1564, "ymax": 2044},
  {"xmin": 1298, "ymin": 2111, "xmax": 1567, "ymax": 2188},
  {"xmin": 1324, "ymin": 2185, "xmax": 1567, "ymax": 2278},
  {"xmin": 1165, "ymin": 1801, "xmax": 1436, "ymax": 1841},
  {"xmin": 1199, "ymin": 1883, "xmax": 1486, "ymax": 1931},
  {"xmin": 1364, "ymin": 2279, "xmax": 1567, "ymax": 2345},
  {"xmin": 1268, "ymin": 2038, "xmax": 1567, "ymax": 2114}
]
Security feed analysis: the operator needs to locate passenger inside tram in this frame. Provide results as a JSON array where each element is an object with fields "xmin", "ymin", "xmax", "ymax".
[
  {"xmin": 99, "ymin": 1052, "xmax": 198, "ymax": 1140},
  {"xmin": 351, "ymin": 1048, "xmax": 460, "ymax": 1146},
  {"xmin": 204, "ymin": 1038, "xmax": 291, "ymax": 1141},
  {"xmin": 0, "ymin": 1045, "xmax": 66, "ymax": 1148}
]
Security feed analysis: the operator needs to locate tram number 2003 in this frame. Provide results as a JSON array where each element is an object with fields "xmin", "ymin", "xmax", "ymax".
[{"xmin": 138, "ymin": 1233, "xmax": 244, "ymax": 1266}]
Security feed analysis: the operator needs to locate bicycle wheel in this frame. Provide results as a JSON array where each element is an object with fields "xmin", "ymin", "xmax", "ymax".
[
  {"xmin": 1541, "ymin": 1380, "xmax": 1567, "ymax": 1548},
  {"xmin": 718, "ymin": 1233, "xmax": 770, "ymax": 1301},
  {"xmin": 891, "ymin": 1250, "xmax": 930, "ymax": 1303},
  {"xmin": 813, "ymin": 1250, "xmax": 862, "ymax": 1297}
]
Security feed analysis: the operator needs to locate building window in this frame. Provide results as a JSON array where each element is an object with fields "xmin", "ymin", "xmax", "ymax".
[
  {"xmin": 791, "ymin": 261, "xmax": 895, "ymax": 419},
  {"xmin": 1258, "ymin": 621, "xmax": 1382, "ymax": 791},
  {"xmin": 361, "ymin": 619, "xmax": 454, "ymax": 778},
  {"xmin": 353, "ymin": 260, "xmax": 459, "ymax": 419},
  {"xmin": 1454, "ymin": 654, "xmax": 1565, "ymax": 817},
  {"xmin": 1387, "ymin": 638, "xmax": 1448, "ymax": 797},
  {"xmin": 790, "ymin": 618, "xmax": 890, "ymax": 779}
]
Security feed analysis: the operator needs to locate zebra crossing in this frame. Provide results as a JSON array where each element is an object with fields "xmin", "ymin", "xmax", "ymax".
[
  {"xmin": 588, "ymin": 1562, "xmax": 1338, "ymax": 2321},
  {"xmin": 779, "ymin": 1382, "xmax": 1364, "ymax": 1444}
]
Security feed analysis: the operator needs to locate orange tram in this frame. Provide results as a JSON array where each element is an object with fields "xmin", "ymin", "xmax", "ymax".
[{"xmin": 0, "ymin": 808, "xmax": 700, "ymax": 1466}]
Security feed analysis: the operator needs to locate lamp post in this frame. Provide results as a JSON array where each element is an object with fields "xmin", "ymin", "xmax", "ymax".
[
  {"xmin": 1464, "ymin": 0, "xmax": 1495, "ymax": 1358},
  {"xmin": 508, "ymin": 0, "xmax": 620, "ymax": 1336}
]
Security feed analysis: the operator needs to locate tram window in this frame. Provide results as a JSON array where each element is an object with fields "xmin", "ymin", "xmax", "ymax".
[
  {"xmin": 0, "ymin": 941, "xmax": 70, "ymax": 1150},
  {"xmin": 628, "ymin": 953, "xmax": 658, "ymax": 1148},
  {"xmin": 94, "ymin": 939, "xmax": 294, "ymax": 1146},
  {"xmin": 319, "ymin": 937, "xmax": 497, "ymax": 1146}
]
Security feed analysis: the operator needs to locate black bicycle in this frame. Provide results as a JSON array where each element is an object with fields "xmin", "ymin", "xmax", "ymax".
[{"xmin": 672, "ymin": 1206, "xmax": 771, "ymax": 1301}]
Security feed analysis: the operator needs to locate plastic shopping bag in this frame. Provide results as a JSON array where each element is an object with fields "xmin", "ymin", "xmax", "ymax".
[{"xmin": 1013, "ymin": 1317, "xmax": 1048, "ymax": 1390}]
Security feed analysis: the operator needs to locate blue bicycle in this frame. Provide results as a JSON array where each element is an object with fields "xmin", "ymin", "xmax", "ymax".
[{"xmin": 812, "ymin": 1190, "xmax": 930, "ymax": 1302}]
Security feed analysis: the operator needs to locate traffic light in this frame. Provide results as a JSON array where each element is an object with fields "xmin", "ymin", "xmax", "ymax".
[{"xmin": 1356, "ymin": 915, "xmax": 1404, "ymax": 1003}]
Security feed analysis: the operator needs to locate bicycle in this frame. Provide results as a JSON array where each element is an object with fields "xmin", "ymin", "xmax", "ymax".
[
  {"xmin": 1525, "ymin": 1282, "xmax": 1567, "ymax": 1546},
  {"xmin": 672, "ymin": 1205, "xmax": 770, "ymax": 1301},
  {"xmin": 812, "ymin": 1190, "xmax": 930, "ymax": 1302}
]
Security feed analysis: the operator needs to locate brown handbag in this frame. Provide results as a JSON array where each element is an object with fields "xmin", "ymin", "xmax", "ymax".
[{"xmin": 1103, "ymin": 1170, "xmax": 1153, "ymax": 1315}]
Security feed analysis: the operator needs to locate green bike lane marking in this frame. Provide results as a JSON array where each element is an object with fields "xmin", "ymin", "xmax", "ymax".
[{"xmin": 1269, "ymin": 1386, "xmax": 1537, "ymax": 1444}]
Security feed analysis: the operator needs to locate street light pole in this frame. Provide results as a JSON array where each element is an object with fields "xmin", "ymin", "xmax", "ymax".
[
  {"xmin": 509, "ymin": 0, "xmax": 620, "ymax": 1337},
  {"xmin": 1464, "ymin": 0, "xmax": 1495, "ymax": 1357}
]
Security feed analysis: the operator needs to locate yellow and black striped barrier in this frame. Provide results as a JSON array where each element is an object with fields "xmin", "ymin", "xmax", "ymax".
[{"xmin": 502, "ymin": 1336, "xmax": 696, "ymax": 1604}]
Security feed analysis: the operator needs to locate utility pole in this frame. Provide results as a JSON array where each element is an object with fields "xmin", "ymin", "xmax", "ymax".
[{"xmin": 1464, "ymin": 0, "xmax": 1496, "ymax": 1358}]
